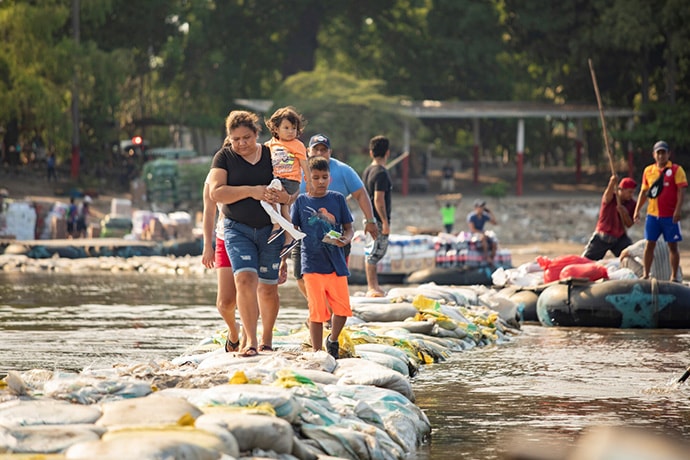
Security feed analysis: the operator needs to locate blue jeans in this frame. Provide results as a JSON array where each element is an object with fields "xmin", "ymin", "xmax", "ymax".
[{"xmin": 224, "ymin": 218, "xmax": 283, "ymax": 284}]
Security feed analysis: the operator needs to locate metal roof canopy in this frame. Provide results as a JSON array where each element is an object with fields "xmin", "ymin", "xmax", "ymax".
[
  {"xmin": 399, "ymin": 100, "xmax": 638, "ymax": 195},
  {"xmin": 400, "ymin": 100, "xmax": 637, "ymax": 119}
]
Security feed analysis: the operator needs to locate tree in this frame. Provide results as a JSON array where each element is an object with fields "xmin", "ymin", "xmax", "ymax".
[{"xmin": 271, "ymin": 70, "xmax": 423, "ymax": 166}]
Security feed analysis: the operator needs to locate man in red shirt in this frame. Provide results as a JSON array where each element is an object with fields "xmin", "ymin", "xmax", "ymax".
[
  {"xmin": 582, "ymin": 175, "xmax": 637, "ymax": 260},
  {"xmin": 633, "ymin": 140, "xmax": 688, "ymax": 280}
]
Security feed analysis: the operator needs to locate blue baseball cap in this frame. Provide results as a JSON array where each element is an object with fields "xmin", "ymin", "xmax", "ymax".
[
  {"xmin": 653, "ymin": 140, "xmax": 669, "ymax": 152},
  {"xmin": 309, "ymin": 134, "xmax": 330, "ymax": 149}
]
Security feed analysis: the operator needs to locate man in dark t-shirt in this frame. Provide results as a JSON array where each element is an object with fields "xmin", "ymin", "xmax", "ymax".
[{"xmin": 361, "ymin": 135, "xmax": 392, "ymax": 297}]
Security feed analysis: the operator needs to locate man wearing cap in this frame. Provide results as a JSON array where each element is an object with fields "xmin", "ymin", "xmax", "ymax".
[
  {"xmin": 286, "ymin": 133, "xmax": 378, "ymax": 298},
  {"xmin": 633, "ymin": 140, "xmax": 687, "ymax": 281},
  {"xmin": 582, "ymin": 174, "xmax": 637, "ymax": 260},
  {"xmin": 467, "ymin": 199, "xmax": 498, "ymax": 264}
]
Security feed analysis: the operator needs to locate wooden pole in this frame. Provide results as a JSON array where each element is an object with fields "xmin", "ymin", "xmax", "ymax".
[{"xmin": 588, "ymin": 58, "xmax": 616, "ymax": 176}]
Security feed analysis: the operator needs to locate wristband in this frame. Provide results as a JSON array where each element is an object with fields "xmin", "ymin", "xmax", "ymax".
[{"xmin": 364, "ymin": 218, "xmax": 377, "ymax": 225}]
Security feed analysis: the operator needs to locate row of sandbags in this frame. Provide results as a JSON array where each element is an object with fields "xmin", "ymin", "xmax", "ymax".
[{"xmin": 0, "ymin": 285, "xmax": 521, "ymax": 459}]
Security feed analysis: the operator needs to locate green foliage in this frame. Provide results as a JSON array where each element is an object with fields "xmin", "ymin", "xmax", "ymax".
[
  {"xmin": 271, "ymin": 70, "xmax": 421, "ymax": 160},
  {"xmin": 3, "ymin": 0, "xmax": 690, "ymax": 182},
  {"xmin": 483, "ymin": 181, "xmax": 508, "ymax": 199}
]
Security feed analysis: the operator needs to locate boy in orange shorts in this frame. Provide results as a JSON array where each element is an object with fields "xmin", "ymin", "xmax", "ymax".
[{"xmin": 291, "ymin": 156, "xmax": 354, "ymax": 358}]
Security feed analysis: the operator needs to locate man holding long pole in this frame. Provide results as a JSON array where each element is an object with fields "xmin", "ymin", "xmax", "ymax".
[{"xmin": 582, "ymin": 175, "xmax": 637, "ymax": 260}]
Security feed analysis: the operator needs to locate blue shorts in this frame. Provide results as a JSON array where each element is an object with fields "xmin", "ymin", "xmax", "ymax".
[
  {"xmin": 644, "ymin": 215, "xmax": 683, "ymax": 243},
  {"xmin": 224, "ymin": 218, "xmax": 283, "ymax": 284}
]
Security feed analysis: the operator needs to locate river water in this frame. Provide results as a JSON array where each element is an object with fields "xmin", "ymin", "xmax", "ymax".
[{"xmin": 1, "ymin": 271, "xmax": 689, "ymax": 459}]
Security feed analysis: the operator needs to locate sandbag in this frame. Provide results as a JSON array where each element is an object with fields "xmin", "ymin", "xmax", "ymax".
[
  {"xmin": 96, "ymin": 394, "xmax": 202, "ymax": 429},
  {"xmin": 0, "ymin": 400, "xmax": 102, "ymax": 428},
  {"xmin": 351, "ymin": 302, "xmax": 418, "ymax": 322},
  {"xmin": 65, "ymin": 426, "xmax": 237, "ymax": 460},
  {"xmin": 43, "ymin": 375, "xmax": 152, "ymax": 404},
  {"xmin": 0, "ymin": 424, "xmax": 103, "ymax": 454},
  {"xmin": 333, "ymin": 358, "xmax": 415, "ymax": 402},
  {"xmin": 195, "ymin": 412, "xmax": 291, "ymax": 454},
  {"xmin": 187, "ymin": 384, "xmax": 301, "ymax": 423},
  {"xmin": 559, "ymin": 262, "xmax": 609, "ymax": 282},
  {"xmin": 537, "ymin": 254, "xmax": 592, "ymax": 283}
]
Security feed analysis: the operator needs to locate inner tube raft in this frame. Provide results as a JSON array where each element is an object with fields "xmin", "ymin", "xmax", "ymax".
[{"xmin": 537, "ymin": 279, "xmax": 690, "ymax": 328}]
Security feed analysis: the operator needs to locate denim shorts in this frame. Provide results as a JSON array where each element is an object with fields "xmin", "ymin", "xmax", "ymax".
[{"xmin": 224, "ymin": 218, "xmax": 283, "ymax": 284}]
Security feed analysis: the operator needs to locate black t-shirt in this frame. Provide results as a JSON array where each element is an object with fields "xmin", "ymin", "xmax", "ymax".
[
  {"xmin": 211, "ymin": 145, "xmax": 273, "ymax": 228},
  {"xmin": 362, "ymin": 163, "xmax": 392, "ymax": 222}
]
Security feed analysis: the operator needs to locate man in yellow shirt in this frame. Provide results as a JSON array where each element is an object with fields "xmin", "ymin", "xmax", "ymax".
[{"xmin": 633, "ymin": 140, "xmax": 688, "ymax": 280}]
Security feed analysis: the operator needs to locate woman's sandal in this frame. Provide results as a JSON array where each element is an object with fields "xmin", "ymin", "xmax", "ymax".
[
  {"xmin": 225, "ymin": 337, "xmax": 240, "ymax": 353},
  {"xmin": 258, "ymin": 344, "xmax": 273, "ymax": 352},
  {"xmin": 239, "ymin": 347, "xmax": 258, "ymax": 357},
  {"xmin": 267, "ymin": 228, "xmax": 285, "ymax": 244},
  {"xmin": 279, "ymin": 239, "xmax": 300, "ymax": 258}
]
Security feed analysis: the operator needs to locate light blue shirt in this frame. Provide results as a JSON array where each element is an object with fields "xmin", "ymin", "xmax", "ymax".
[{"xmin": 299, "ymin": 157, "xmax": 364, "ymax": 197}]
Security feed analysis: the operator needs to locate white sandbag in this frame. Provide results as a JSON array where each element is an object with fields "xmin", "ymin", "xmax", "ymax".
[
  {"xmin": 350, "ymin": 296, "xmax": 395, "ymax": 305},
  {"xmin": 608, "ymin": 267, "xmax": 638, "ymax": 280},
  {"xmin": 283, "ymin": 368, "xmax": 340, "ymax": 386},
  {"xmin": 354, "ymin": 343, "xmax": 418, "ymax": 370},
  {"xmin": 0, "ymin": 400, "xmax": 102, "ymax": 428},
  {"xmin": 42, "ymin": 374, "xmax": 152, "ymax": 404},
  {"xmin": 96, "ymin": 394, "xmax": 202, "ymax": 429},
  {"xmin": 324, "ymin": 384, "xmax": 431, "ymax": 452},
  {"xmin": 0, "ymin": 424, "xmax": 104, "ymax": 454},
  {"xmin": 351, "ymin": 302, "xmax": 418, "ymax": 322},
  {"xmin": 195, "ymin": 412, "xmax": 291, "ymax": 454},
  {"xmin": 360, "ymin": 320, "xmax": 435, "ymax": 335},
  {"xmin": 195, "ymin": 349, "xmax": 263, "ymax": 370},
  {"xmin": 333, "ymin": 359, "xmax": 415, "ymax": 402},
  {"xmin": 187, "ymin": 384, "xmax": 301, "ymax": 423},
  {"xmin": 354, "ymin": 350, "xmax": 409, "ymax": 376},
  {"xmin": 301, "ymin": 420, "xmax": 405, "ymax": 460},
  {"xmin": 66, "ymin": 426, "xmax": 237, "ymax": 460}
]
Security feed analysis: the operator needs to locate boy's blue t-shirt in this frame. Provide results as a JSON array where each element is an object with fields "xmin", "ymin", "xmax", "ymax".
[
  {"xmin": 467, "ymin": 210, "xmax": 491, "ymax": 231},
  {"xmin": 291, "ymin": 191, "xmax": 353, "ymax": 277},
  {"xmin": 298, "ymin": 158, "xmax": 364, "ymax": 196}
]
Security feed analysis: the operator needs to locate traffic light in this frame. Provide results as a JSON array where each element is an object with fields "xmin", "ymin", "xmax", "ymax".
[{"xmin": 132, "ymin": 136, "xmax": 143, "ymax": 145}]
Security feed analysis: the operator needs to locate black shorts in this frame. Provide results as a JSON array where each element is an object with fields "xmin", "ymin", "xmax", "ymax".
[{"xmin": 582, "ymin": 232, "xmax": 632, "ymax": 260}]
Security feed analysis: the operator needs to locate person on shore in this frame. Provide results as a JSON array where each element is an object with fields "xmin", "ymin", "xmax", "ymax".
[
  {"xmin": 201, "ymin": 173, "xmax": 241, "ymax": 353},
  {"xmin": 263, "ymin": 106, "xmax": 308, "ymax": 258},
  {"xmin": 440, "ymin": 202, "xmax": 456, "ymax": 234},
  {"xmin": 581, "ymin": 175, "xmax": 637, "ymax": 260},
  {"xmin": 208, "ymin": 110, "xmax": 289, "ymax": 357},
  {"xmin": 467, "ymin": 199, "xmax": 497, "ymax": 264},
  {"xmin": 286, "ymin": 134, "xmax": 378, "ymax": 299},
  {"xmin": 441, "ymin": 160, "xmax": 455, "ymax": 192},
  {"xmin": 362, "ymin": 135, "xmax": 392, "ymax": 297},
  {"xmin": 619, "ymin": 238, "xmax": 682, "ymax": 282},
  {"xmin": 66, "ymin": 197, "xmax": 78, "ymax": 238},
  {"xmin": 47, "ymin": 152, "xmax": 57, "ymax": 182},
  {"xmin": 75, "ymin": 197, "xmax": 91, "ymax": 238},
  {"xmin": 633, "ymin": 140, "xmax": 688, "ymax": 281},
  {"xmin": 292, "ymin": 156, "xmax": 354, "ymax": 358}
]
